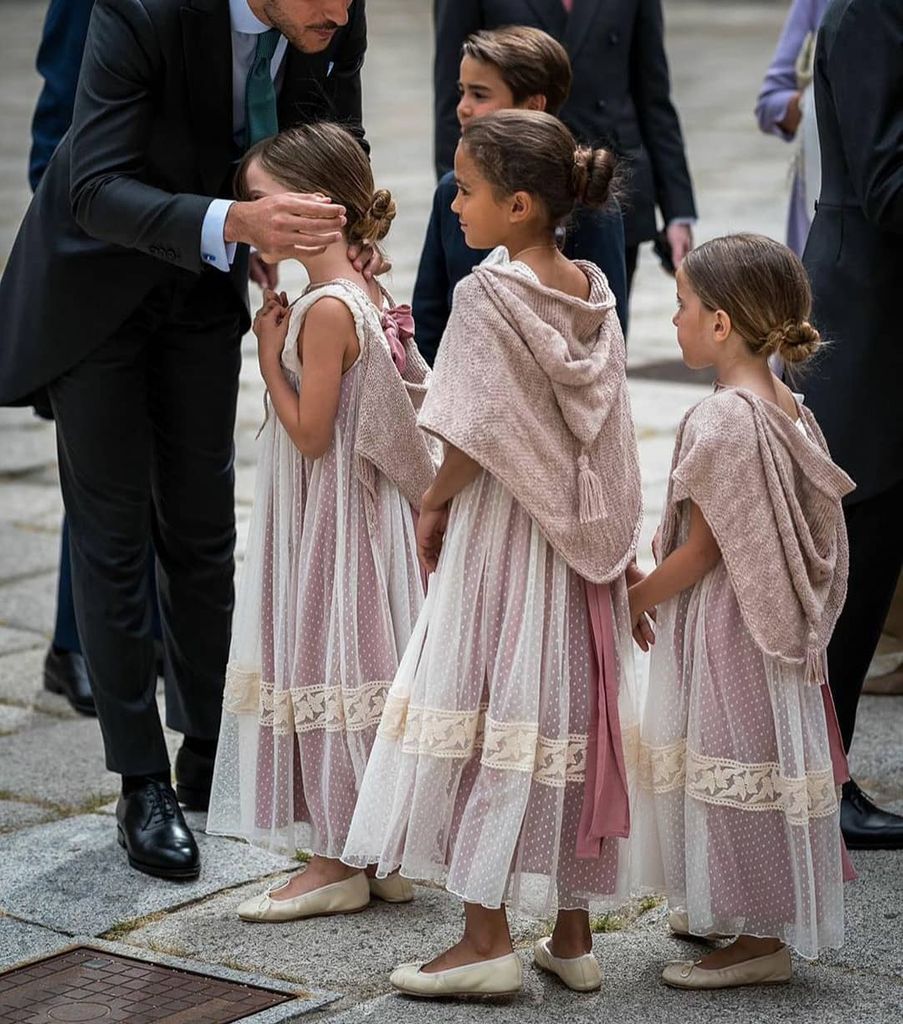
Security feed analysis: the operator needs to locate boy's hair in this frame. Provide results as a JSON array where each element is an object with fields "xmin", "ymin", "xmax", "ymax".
[
  {"xmin": 462, "ymin": 110, "xmax": 616, "ymax": 227},
  {"xmin": 682, "ymin": 234, "xmax": 821, "ymax": 365},
  {"xmin": 462, "ymin": 26, "xmax": 572, "ymax": 115},
  {"xmin": 235, "ymin": 122, "xmax": 396, "ymax": 245}
]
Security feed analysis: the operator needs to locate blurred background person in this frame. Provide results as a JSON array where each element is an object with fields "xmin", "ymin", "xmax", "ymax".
[
  {"xmin": 433, "ymin": 0, "xmax": 697, "ymax": 320},
  {"xmin": 755, "ymin": 0, "xmax": 828, "ymax": 256},
  {"xmin": 803, "ymin": 0, "xmax": 903, "ymax": 850}
]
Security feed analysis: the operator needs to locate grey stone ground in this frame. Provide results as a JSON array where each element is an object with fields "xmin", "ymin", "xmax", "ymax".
[{"xmin": 0, "ymin": 1, "xmax": 901, "ymax": 1020}]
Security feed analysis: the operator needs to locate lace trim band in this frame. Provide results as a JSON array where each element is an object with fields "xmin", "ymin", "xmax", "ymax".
[
  {"xmin": 638, "ymin": 738, "xmax": 838, "ymax": 824},
  {"xmin": 378, "ymin": 693, "xmax": 587, "ymax": 788},
  {"xmin": 224, "ymin": 665, "xmax": 389, "ymax": 737}
]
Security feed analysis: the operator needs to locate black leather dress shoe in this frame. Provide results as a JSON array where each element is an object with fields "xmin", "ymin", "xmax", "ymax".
[
  {"xmin": 116, "ymin": 779, "xmax": 201, "ymax": 880},
  {"xmin": 43, "ymin": 646, "xmax": 96, "ymax": 716},
  {"xmin": 175, "ymin": 744, "xmax": 215, "ymax": 811},
  {"xmin": 841, "ymin": 779, "xmax": 903, "ymax": 850}
]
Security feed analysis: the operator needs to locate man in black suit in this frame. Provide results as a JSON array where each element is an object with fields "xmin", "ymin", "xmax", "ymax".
[
  {"xmin": 0, "ymin": 0, "xmax": 368, "ymax": 880},
  {"xmin": 433, "ymin": 0, "xmax": 697, "ymax": 295},
  {"xmin": 802, "ymin": 0, "xmax": 903, "ymax": 850}
]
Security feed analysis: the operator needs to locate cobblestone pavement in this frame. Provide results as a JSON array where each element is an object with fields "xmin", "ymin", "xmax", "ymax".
[{"xmin": 0, "ymin": 2, "xmax": 900, "ymax": 1021}]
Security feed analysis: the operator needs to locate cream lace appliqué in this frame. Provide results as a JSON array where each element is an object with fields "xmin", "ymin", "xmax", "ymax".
[
  {"xmin": 638, "ymin": 738, "xmax": 838, "ymax": 824},
  {"xmin": 378, "ymin": 693, "xmax": 586, "ymax": 788},
  {"xmin": 223, "ymin": 665, "xmax": 389, "ymax": 737}
]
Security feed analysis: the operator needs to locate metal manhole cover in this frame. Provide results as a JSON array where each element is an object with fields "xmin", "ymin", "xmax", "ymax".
[{"xmin": 0, "ymin": 946, "xmax": 294, "ymax": 1023}]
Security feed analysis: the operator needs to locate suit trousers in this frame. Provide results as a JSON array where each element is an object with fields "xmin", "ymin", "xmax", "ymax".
[
  {"xmin": 48, "ymin": 269, "xmax": 243, "ymax": 775},
  {"xmin": 827, "ymin": 478, "xmax": 903, "ymax": 753}
]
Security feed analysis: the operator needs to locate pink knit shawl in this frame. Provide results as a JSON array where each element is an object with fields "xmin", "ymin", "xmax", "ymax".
[
  {"xmin": 661, "ymin": 387, "xmax": 854, "ymax": 677},
  {"xmin": 418, "ymin": 260, "xmax": 642, "ymax": 584}
]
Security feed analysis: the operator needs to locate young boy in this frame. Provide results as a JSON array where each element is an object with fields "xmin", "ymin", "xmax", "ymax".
[{"xmin": 413, "ymin": 26, "xmax": 628, "ymax": 364}]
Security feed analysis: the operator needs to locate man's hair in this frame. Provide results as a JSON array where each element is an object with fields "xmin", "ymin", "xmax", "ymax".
[{"xmin": 462, "ymin": 26, "xmax": 572, "ymax": 114}]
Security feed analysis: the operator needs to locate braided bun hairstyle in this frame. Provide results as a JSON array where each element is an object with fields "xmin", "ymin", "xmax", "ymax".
[
  {"xmin": 462, "ymin": 109, "xmax": 618, "ymax": 226},
  {"xmin": 236, "ymin": 122, "xmax": 395, "ymax": 248},
  {"xmin": 681, "ymin": 233, "xmax": 822, "ymax": 365},
  {"xmin": 351, "ymin": 187, "xmax": 397, "ymax": 246}
]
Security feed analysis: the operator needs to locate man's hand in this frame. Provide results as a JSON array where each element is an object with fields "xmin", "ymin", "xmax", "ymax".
[
  {"xmin": 348, "ymin": 242, "xmax": 392, "ymax": 281},
  {"xmin": 226, "ymin": 194, "xmax": 346, "ymax": 262},
  {"xmin": 250, "ymin": 252, "xmax": 278, "ymax": 291},
  {"xmin": 665, "ymin": 223, "xmax": 693, "ymax": 270}
]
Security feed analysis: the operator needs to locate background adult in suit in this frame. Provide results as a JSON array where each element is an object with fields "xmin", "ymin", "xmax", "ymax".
[
  {"xmin": 29, "ymin": 0, "xmax": 164, "ymax": 721},
  {"xmin": 802, "ymin": 0, "xmax": 903, "ymax": 850},
  {"xmin": 0, "ymin": 0, "xmax": 369, "ymax": 880},
  {"xmin": 433, "ymin": 0, "xmax": 697, "ymax": 302}
]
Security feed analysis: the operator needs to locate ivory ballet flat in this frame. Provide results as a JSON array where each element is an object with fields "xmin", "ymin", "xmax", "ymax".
[
  {"xmin": 389, "ymin": 953, "xmax": 523, "ymax": 997},
  {"xmin": 236, "ymin": 871, "xmax": 370, "ymax": 922},
  {"xmin": 533, "ymin": 937, "xmax": 602, "ymax": 991},
  {"xmin": 368, "ymin": 873, "xmax": 414, "ymax": 903},
  {"xmin": 667, "ymin": 910, "xmax": 728, "ymax": 940},
  {"xmin": 661, "ymin": 947, "xmax": 792, "ymax": 990}
]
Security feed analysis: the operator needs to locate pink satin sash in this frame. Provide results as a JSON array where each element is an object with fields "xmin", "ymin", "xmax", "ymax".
[{"xmin": 576, "ymin": 580, "xmax": 630, "ymax": 858}]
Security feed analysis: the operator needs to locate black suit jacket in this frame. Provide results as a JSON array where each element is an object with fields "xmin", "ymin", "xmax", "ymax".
[
  {"xmin": 0, "ymin": 0, "xmax": 366, "ymax": 406},
  {"xmin": 433, "ymin": 0, "xmax": 696, "ymax": 247},
  {"xmin": 801, "ymin": 0, "xmax": 903, "ymax": 504}
]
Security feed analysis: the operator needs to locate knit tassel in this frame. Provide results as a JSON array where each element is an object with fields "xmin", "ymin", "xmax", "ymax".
[
  {"xmin": 578, "ymin": 452, "xmax": 606, "ymax": 524},
  {"xmin": 804, "ymin": 631, "xmax": 823, "ymax": 686}
]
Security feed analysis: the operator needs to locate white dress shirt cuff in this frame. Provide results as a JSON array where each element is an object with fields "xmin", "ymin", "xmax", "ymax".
[
  {"xmin": 666, "ymin": 217, "xmax": 697, "ymax": 228},
  {"xmin": 201, "ymin": 199, "xmax": 238, "ymax": 271}
]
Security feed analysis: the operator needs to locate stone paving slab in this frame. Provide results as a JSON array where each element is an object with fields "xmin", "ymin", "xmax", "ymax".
[
  {"xmin": 0, "ymin": 423, "xmax": 56, "ymax": 476},
  {"xmin": 0, "ymin": 716, "xmax": 118, "ymax": 809},
  {"xmin": 0, "ymin": 799, "xmax": 54, "ymax": 834},
  {"xmin": 847, "ymin": 697, "xmax": 903, "ymax": 801},
  {"xmin": 0, "ymin": 814, "xmax": 295, "ymax": 937},
  {"xmin": 0, "ymin": 647, "xmax": 74, "ymax": 717},
  {"xmin": 0, "ymin": 482, "xmax": 63, "ymax": 526},
  {"xmin": 0, "ymin": 627, "xmax": 42, "ymax": 657},
  {"xmin": 0, "ymin": 918, "xmax": 71, "ymax": 970},
  {"xmin": 0, "ymin": 571, "xmax": 56, "ymax": 636},
  {"xmin": 0, "ymin": 523, "xmax": 59, "ymax": 584}
]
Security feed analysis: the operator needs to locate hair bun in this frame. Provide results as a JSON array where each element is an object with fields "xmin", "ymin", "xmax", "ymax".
[
  {"xmin": 765, "ymin": 318, "xmax": 820, "ymax": 364},
  {"xmin": 352, "ymin": 187, "xmax": 397, "ymax": 245},
  {"xmin": 571, "ymin": 145, "xmax": 616, "ymax": 209}
]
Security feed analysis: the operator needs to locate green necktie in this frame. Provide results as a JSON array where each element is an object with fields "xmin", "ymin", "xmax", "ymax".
[{"xmin": 244, "ymin": 28, "xmax": 280, "ymax": 149}]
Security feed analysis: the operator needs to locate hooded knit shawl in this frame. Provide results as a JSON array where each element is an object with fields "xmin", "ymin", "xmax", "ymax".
[
  {"xmin": 281, "ymin": 280, "xmax": 437, "ymax": 507},
  {"xmin": 418, "ymin": 256, "xmax": 642, "ymax": 584},
  {"xmin": 661, "ymin": 387, "xmax": 854, "ymax": 675}
]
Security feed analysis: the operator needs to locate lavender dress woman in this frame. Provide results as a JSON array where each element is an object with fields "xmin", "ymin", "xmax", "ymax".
[{"xmin": 755, "ymin": 0, "xmax": 829, "ymax": 254}]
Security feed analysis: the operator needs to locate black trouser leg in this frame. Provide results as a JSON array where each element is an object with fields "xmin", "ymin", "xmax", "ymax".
[
  {"xmin": 827, "ymin": 478, "xmax": 903, "ymax": 752},
  {"xmin": 150, "ymin": 274, "xmax": 242, "ymax": 742},
  {"xmin": 48, "ymin": 275, "xmax": 243, "ymax": 775},
  {"xmin": 625, "ymin": 243, "xmax": 639, "ymax": 294}
]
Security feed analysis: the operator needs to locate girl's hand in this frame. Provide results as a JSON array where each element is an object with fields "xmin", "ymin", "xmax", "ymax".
[
  {"xmin": 416, "ymin": 502, "xmax": 449, "ymax": 574},
  {"xmin": 652, "ymin": 526, "xmax": 663, "ymax": 565},
  {"xmin": 628, "ymin": 584, "xmax": 656, "ymax": 652},
  {"xmin": 253, "ymin": 289, "xmax": 290, "ymax": 368}
]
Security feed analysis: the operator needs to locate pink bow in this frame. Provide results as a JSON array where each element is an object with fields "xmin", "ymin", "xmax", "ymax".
[{"xmin": 380, "ymin": 303, "xmax": 414, "ymax": 375}]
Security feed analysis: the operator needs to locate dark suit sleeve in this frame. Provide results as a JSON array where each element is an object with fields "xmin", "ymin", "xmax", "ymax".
[
  {"xmin": 412, "ymin": 185, "xmax": 453, "ymax": 366},
  {"xmin": 433, "ymin": 0, "xmax": 482, "ymax": 177},
  {"xmin": 628, "ymin": 0, "xmax": 697, "ymax": 224},
  {"xmin": 68, "ymin": 0, "xmax": 211, "ymax": 273},
  {"xmin": 28, "ymin": 0, "xmax": 95, "ymax": 191},
  {"xmin": 827, "ymin": 0, "xmax": 903, "ymax": 231}
]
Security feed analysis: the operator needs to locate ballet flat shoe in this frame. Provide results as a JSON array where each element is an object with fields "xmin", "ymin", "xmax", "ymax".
[
  {"xmin": 237, "ymin": 871, "xmax": 370, "ymax": 922},
  {"xmin": 667, "ymin": 910, "xmax": 727, "ymax": 940},
  {"xmin": 533, "ymin": 937, "xmax": 602, "ymax": 991},
  {"xmin": 661, "ymin": 947, "xmax": 792, "ymax": 990},
  {"xmin": 368, "ymin": 873, "xmax": 414, "ymax": 903},
  {"xmin": 390, "ymin": 953, "xmax": 523, "ymax": 997}
]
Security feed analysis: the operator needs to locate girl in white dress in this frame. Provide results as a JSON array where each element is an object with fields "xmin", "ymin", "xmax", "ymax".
[
  {"xmin": 628, "ymin": 234, "xmax": 856, "ymax": 989},
  {"xmin": 207, "ymin": 124, "xmax": 435, "ymax": 922},
  {"xmin": 343, "ymin": 110, "xmax": 644, "ymax": 998}
]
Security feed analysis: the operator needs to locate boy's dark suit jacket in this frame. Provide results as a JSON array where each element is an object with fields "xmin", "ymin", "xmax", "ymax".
[
  {"xmin": 433, "ymin": 0, "xmax": 696, "ymax": 249},
  {"xmin": 0, "ymin": 0, "xmax": 366, "ymax": 406},
  {"xmin": 802, "ymin": 0, "xmax": 903, "ymax": 504}
]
